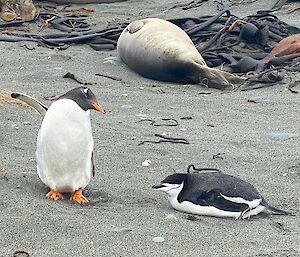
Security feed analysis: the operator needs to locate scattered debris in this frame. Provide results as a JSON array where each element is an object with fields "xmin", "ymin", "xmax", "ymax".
[
  {"xmin": 138, "ymin": 134, "xmax": 189, "ymax": 146},
  {"xmin": 239, "ymin": 69, "xmax": 285, "ymax": 90},
  {"xmin": 187, "ymin": 164, "xmax": 222, "ymax": 173},
  {"xmin": 44, "ymin": 95, "xmax": 59, "ymax": 101},
  {"xmin": 212, "ymin": 153, "xmax": 225, "ymax": 159},
  {"xmin": 170, "ymin": 0, "xmax": 209, "ymax": 10},
  {"xmin": 63, "ymin": 72, "xmax": 93, "ymax": 85},
  {"xmin": 13, "ymin": 249, "xmax": 29, "ymax": 257},
  {"xmin": 180, "ymin": 116, "xmax": 193, "ymax": 120},
  {"xmin": 186, "ymin": 214, "xmax": 200, "ymax": 221},
  {"xmin": 264, "ymin": 34, "xmax": 300, "ymax": 61},
  {"xmin": 139, "ymin": 118, "xmax": 179, "ymax": 127},
  {"xmin": 95, "ymin": 73, "xmax": 122, "ymax": 81},
  {"xmin": 287, "ymin": 80, "xmax": 300, "ymax": 93}
]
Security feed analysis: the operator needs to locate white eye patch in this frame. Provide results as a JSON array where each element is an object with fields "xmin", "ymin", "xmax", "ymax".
[{"xmin": 83, "ymin": 88, "xmax": 88, "ymax": 94}]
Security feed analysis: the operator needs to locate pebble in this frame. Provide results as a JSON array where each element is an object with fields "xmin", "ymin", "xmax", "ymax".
[
  {"xmin": 142, "ymin": 160, "xmax": 151, "ymax": 167},
  {"xmin": 165, "ymin": 214, "xmax": 178, "ymax": 221},
  {"xmin": 121, "ymin": 105, "xmax": 133, "ymax": 109},
  {"xmin": 152, "ymin": 236, "xmax": 165, "ymax": 243}
]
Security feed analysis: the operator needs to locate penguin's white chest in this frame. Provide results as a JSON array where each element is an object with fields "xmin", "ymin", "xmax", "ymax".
[{"xmin": 36, "ymin": 99, "xmax": 94, "ymax": 192}]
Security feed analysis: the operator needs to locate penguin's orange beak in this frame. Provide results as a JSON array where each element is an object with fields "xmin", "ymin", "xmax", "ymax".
[{"xmin": 92, "ymin": 102, "xmax": 105, "ymax": 113}]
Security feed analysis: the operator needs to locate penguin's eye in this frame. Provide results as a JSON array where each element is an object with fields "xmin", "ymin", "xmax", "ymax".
[{"xmin": 83, "ymin": 87, "xmax": 88, "ymax": 94}]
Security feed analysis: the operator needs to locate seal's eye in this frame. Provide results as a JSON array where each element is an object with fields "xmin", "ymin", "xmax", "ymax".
[{"xmin": 83, "ymin": 87, "xmax": 88, "ymax": 94}]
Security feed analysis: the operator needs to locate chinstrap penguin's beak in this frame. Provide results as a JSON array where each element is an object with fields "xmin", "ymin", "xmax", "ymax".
[
  {"xmin": 92, "ymin": 102, "xmax": 106, "ymax": 113},
  {"xmin": 152, "ymin": 184, "xmax": 165, "ymax": 190}
]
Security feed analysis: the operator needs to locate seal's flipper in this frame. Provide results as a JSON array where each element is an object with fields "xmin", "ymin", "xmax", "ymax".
[
  {"xmin": 127, "ymin": 20, "xmax": 144, "ymax": 34},
  {"xmin": 11, "ymin": 92, "xmax": 48, "ymax": 115},
  {"xmin": 197, "ymin": 65, "xmax": 246, "ymax": 89}
]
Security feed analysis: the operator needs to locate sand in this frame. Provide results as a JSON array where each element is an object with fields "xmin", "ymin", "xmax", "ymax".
[{"xmin": 0, "ymin": 0, "xmax": 299, "ymax": 256}]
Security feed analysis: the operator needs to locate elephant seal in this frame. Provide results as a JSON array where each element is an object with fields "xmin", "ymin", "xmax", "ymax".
[{"xmin": 117, "ymin": 18, "xmax": 245, "ymax": 89}]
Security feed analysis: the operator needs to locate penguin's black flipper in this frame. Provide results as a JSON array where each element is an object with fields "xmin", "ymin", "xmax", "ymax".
[{"xmin": 11, "ymin": 92, "xmax": 48, "ymax": 115}]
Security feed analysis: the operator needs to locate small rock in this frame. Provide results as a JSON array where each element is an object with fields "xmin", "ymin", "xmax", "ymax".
[
  {"xmin": 152, "ymin": 236, "xmax": 165, "ymax": 243},
  {"xmin": 165, "ymin": 214, "xmax": 178, "ymax": 221},
  {"xmin": 142, "ymin": 160, "xmax": 151, "ymax": 167},
  {"xmin": 121, "ymin": 105, "xmax": 133, "ymax": 109}
]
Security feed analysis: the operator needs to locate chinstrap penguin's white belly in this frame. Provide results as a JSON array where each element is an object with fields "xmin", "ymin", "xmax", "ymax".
[
  {"xmin": 167, "ymin": 184, "xmax": 266, "ymax": 219},
  {"xmin": 169, "ymin": 198, "xmax": 266, "ymax": 219},
  {"xmin": 36, "ymin": 99, "xmax": 93, "ymax": 192}
]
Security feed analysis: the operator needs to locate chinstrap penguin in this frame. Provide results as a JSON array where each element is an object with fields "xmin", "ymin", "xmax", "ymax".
[
  {"xmin": 153, "ymin": 165, "xmax": 292, "ymax": 219},
  {"xmin": 12, "ymin": 87, "xmax": 105, "ymax": 204}
]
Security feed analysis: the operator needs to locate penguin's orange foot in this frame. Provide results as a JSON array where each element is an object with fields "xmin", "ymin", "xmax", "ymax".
[
  {"xmin": 70, "ymin": 189, "xmax": 89, "ymax": 205},
  {"xmin": 46, "ymin": 190, "xmax": 63, "ymax": 201}
]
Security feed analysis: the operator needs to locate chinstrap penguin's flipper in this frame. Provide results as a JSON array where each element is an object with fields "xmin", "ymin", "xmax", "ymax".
[{"xmin": 11, "ymin": 92, "xmax": 48, "ymax": 115}]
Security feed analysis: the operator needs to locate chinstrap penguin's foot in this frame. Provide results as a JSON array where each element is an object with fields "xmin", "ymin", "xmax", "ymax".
[
  {"xmin": 46, "ymin": 190, "xmax": 64, "ymax": 201},
  {"xmin": 70, "ymin": 189, "xmax": 89, "ymax": 205}
]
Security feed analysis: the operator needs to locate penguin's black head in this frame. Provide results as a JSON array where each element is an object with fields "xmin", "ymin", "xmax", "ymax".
[
  {"xmin": 59, "ymin": 87, "xmax": 105, "ymax": 113},
  {"xmin": 152, "ymin": 173, "xmax": 187, "ymax": 193}
]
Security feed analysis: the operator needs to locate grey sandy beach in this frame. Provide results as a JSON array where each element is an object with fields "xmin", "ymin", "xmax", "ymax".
[{"xmin": 0, "ymin": 0, "xmax": 299, "ymax": 256}]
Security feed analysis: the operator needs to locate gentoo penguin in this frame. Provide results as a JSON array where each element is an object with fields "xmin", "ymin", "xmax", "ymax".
[
  {"xmin": 11, "ymin": 87, "xmax": 105, "ymax": 204},
  {"xmin": 153, "ymin": 165, "xmax": 291, "ymax": 219}
]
